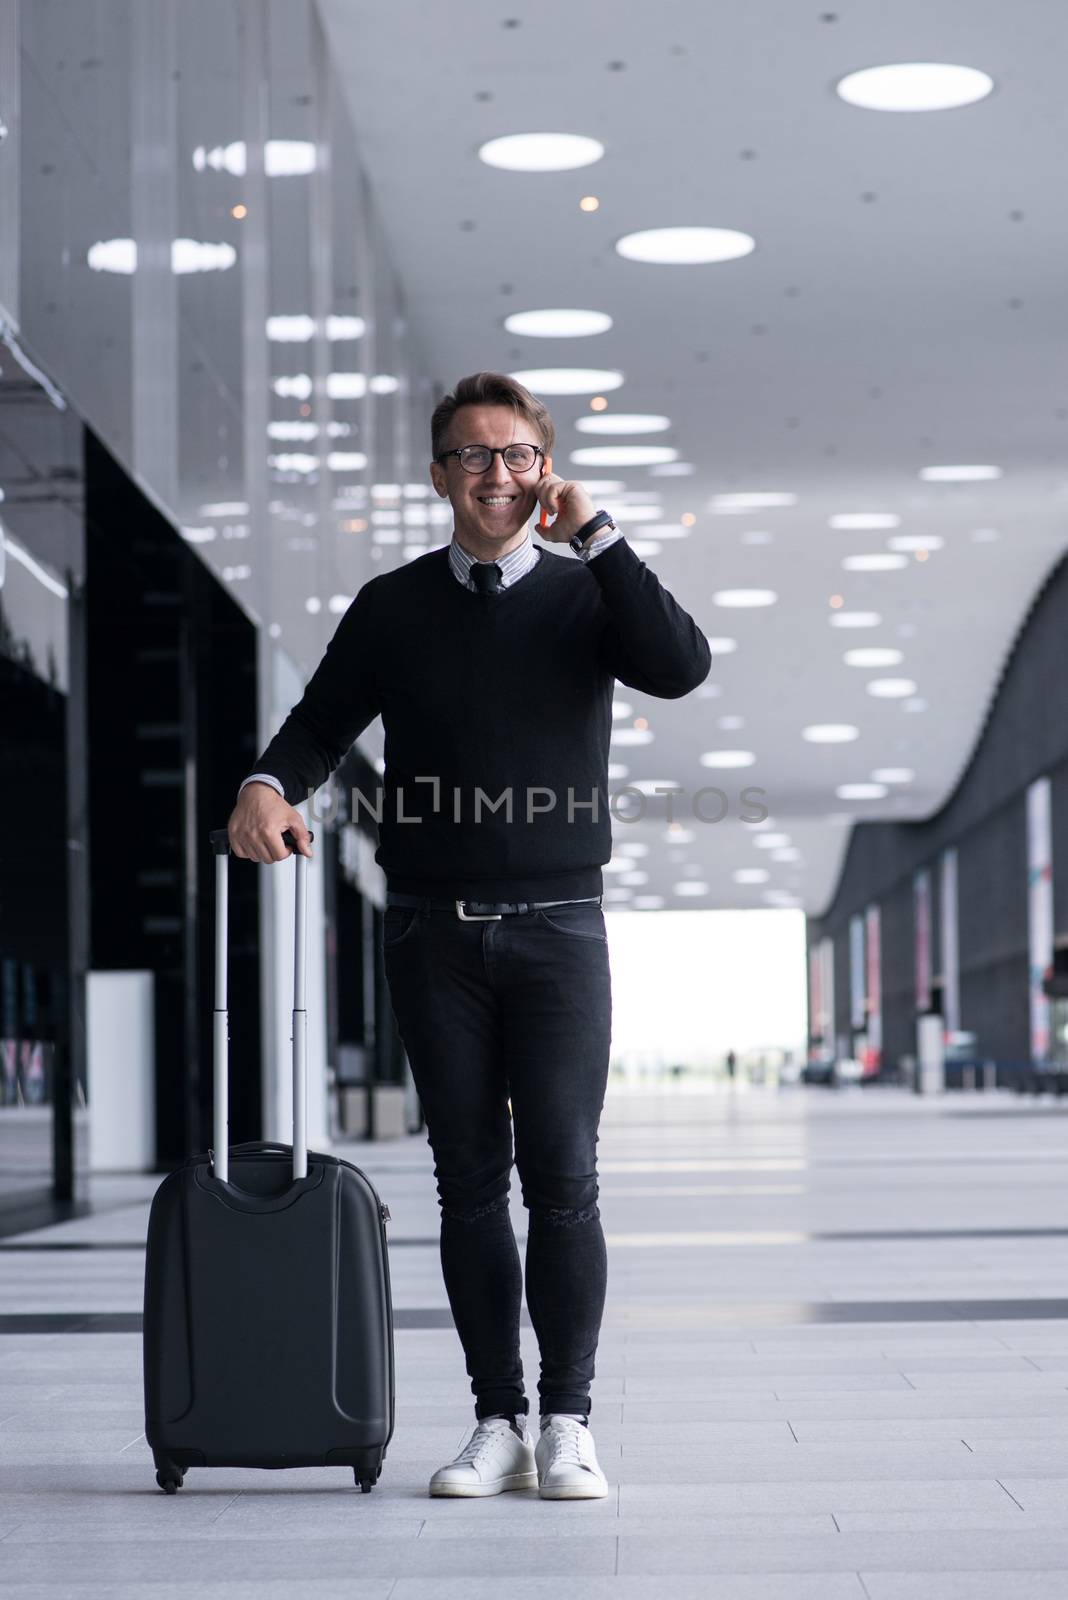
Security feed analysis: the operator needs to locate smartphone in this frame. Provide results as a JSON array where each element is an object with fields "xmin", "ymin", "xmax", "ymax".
[{"xmin": 539, "ymin": 454, "xmax": 554, "ymax": 530}]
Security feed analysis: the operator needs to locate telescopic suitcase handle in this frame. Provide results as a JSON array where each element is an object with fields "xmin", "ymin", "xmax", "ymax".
[{"xmin": 207, "ymin": 827, "xmax": 315, "ymax": 1185}]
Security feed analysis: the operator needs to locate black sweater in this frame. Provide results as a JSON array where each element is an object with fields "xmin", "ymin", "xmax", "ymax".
[{"xmin": 253, "ymin": 538, "xmax": 711, "ymax": 900}]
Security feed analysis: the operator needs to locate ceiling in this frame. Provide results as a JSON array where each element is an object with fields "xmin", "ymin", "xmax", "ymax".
[{"xmin": 317, "ymin": 0, "xmax": 1068, "ymax": 914}]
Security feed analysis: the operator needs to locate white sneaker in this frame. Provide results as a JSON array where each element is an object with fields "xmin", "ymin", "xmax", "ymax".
[
  {"xmin": 428, "ymin": 1416, "xmax": 537, "ymax": 1498},
  {"xmin": 535, "ymin": 1414, "xmax": 609, "ymax": 1499}
]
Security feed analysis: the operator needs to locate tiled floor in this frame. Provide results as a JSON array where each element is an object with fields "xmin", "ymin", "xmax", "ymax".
[{"xmin": 2, "ymin": 1083, "xmax": 1068, "ymax": 1598}]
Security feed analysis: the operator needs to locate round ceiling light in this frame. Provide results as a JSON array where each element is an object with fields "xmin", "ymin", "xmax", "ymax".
[
  {"xmin": 829, "ymin": 512, "xmax": 901, "ymax": 530},
  {"xmin": 830, "ymin": 612, "xmax": 882, "ymax": 628},
  {"xmin": 889, "ymin": 534, "xmax": 944, "ymax": 552},
  {"xmin": 479, "ymin": 133, "xmax": 604, "ymax": 171},
  {"xmin": 705, "ymin": 637, "xmax": 738, "ymax": 655},
  {"xmin": 710, "ymin": 492, "xmax": 797, "ymax": 512},
  {"xmin": 836, "ymin": 782, "xmax": 888, "ymax": 800},
  {"xmin": 844, "ymin": 648, "xmax": 904, "ymax": 668},
  {"xmin": 615, "ymin": 226, "xmax": 755, "ymax": 265},
  {"xmin": 503, "ymin": 308, "xmax": 612, "ymax": 338},
  {"xmin": 803, "ymin": 724, "xmax": 859, "ymax": 743},
  {"xmin": 571, "ymin": 445, "xmax": 678, "ymax": 467},
  {"xmin": 712, "ymin": 589, "xmax": 778, "ymax": 608},
  {"xmin": 700, "ymin": 750, "xmax": 757, "ymax": 768},
  {"xmin": 919, "ymin": 464, "xmax": 1002, "ymax": 481},
  {"xmin": 575, "ymin": 414, "xmax": 671, "ymax": 435},
  {"xmin": 835, "ymin": 63, "xmax": 994, "ymax": 113},
  {"xmin": 866, "ymin": 678, "xmax": 917, "ymax": 698},
  {"xmin": 733, "ymin": 867, "xmax": 769, "ymax": 884},
  {"xmin": 510, "ymin": 368, "xmax": 624, "ymax": 395},
  {"xmin": 842, "ymin": 553, "xmax": 908, "ymax": 571},
  {"xmin": 872, "ymin": 768, "xmax": 914, "ymax": 783}
]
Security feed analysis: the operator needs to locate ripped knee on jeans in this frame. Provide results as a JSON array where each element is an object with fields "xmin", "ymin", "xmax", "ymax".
[
  {"xmin": 440, "ymin": 1194, "xmax": 511, "ymax": 1224},
  {"xmin": 529, "ymin": 1201, "xmax": 601, "ymax": 1228}
]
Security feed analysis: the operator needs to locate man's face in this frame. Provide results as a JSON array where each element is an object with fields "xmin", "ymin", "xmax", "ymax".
[{"xmin": 429, "ymin": 403, "xmax": 545, "ymax": 553}]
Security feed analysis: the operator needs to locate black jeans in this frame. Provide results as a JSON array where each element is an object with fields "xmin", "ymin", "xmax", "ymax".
[{"xmin": 382, "ymin": 897, "xmax": 612, "ymax": 1421}]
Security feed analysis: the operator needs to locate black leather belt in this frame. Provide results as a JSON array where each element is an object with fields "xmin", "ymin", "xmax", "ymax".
[{"xmin": 385, "ymin": 891, "xmax": 603, "ymax": 922}]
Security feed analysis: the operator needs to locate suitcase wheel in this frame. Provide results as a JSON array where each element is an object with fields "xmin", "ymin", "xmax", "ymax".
[
  {"xmin": 156, "ymin": 1466, "xmax": 185, "ymax": 1494},
  {"xmin": 354, "ymin": 1470, "xmax": 375, "ymax": 1493}
]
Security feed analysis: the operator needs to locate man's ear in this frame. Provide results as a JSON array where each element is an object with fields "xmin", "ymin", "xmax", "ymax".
[{"xmin": 429, "ymin": 460, "xmax": 448, "ymax": 499}]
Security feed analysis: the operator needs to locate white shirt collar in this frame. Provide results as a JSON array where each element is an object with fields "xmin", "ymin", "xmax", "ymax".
[{"xmin": 448, "ymin": 529, "xmax": 540, "ymax": 591}]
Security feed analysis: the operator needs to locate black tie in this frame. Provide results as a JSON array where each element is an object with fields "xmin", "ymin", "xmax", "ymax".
[{"xmin": 471, "ymin": 561, "xmax": 502, "ymax": 595}]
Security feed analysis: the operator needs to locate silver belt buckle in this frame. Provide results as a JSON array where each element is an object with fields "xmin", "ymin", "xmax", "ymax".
[{"xmin": 456, "ymin": 899, "xmax": 503, "ymax": 921}]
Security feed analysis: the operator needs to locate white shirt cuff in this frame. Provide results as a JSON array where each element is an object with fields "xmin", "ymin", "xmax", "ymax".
[
  {"xmin": 577, "ymin": 528, "xmax": 624, "ymax": 563},
  {"xmin": 239, "ymin": 772, "xmax": 284, "ymax": 798}
]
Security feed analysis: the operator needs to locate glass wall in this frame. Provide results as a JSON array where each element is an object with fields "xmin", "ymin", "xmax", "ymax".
[
  {"xmin": 1, "ymin": 0, "xmax": 434, "ymax": 1206},
  {"xmin": 15, "ymin": 0, "xmax": 430, "ymax": 692}
]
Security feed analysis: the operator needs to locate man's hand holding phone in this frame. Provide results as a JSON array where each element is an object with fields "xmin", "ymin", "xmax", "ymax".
[
  {"xmin": 228, "ymin": 782, "xmax": 314, "ymax": 864},
  {"xmin": 534, "ymin": 471, "xmax": 598, "ymax": 545}
]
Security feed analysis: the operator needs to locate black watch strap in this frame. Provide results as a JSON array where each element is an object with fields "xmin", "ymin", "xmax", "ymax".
[{"xmin": 569, "ymin": 509, "xmax": 615, "ymax": 554}]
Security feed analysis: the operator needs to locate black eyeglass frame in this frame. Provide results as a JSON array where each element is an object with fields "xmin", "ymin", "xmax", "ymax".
[{"xmin": 435, "ymin": 443, "xmax": 547, "ymax": 475}]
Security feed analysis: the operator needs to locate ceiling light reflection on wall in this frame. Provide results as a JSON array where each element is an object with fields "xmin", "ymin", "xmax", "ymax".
[
  {"xmin": 504, "ymin": 308, "xmax": 612, "ymax": 338},
  {"xmin": 265, "ymin": 315, "xmax": 366, "ymax": 342},
  {"xmin": 616, "ymin": 227, "xmax": 755, "ymax": 265},
  {"xmin": 835, "ymin": 62, "xmax": 994, "ymax": 113},
  {"xmin": 193, "ymin": 140, "xmax": 317, "ymax": 176},
  {"xmin": 268, "ymin": 421, "xmax": 318, "ymax": 441},
  {"xmin": 88, "ymin": 239, "xmax": 236, "ymax": 274},
  {"xmin": 273, "ymin": 375, "xmax": 312, "ymax": 400},
  {"xmin": 478, "ymin": 132, "xmax": 605, "ymax": 171}
]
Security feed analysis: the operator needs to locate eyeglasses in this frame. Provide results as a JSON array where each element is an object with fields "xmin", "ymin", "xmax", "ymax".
[{"xmin": 436, "ymin": 443, "xmax": 545, "ymax": 475}]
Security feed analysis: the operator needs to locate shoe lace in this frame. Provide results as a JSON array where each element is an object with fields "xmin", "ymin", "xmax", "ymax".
[
  {"xmin": 545, "ymin": 1419, "xmax": 589, "ymax": 1467},
  {"xmin": 455, "ymin": 1419, "xmax": 513, "ymax": 1466}
]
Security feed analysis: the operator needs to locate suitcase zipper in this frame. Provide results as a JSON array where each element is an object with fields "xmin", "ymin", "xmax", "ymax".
[{"xmin": 379, "ymin": 1202, "xmax": 391, "ymax": 1224}]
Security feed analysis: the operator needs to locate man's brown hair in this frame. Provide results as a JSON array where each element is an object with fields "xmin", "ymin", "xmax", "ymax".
[{"xmin": 431, "ymin": 371, "xmax": 556, "ymax": 462}]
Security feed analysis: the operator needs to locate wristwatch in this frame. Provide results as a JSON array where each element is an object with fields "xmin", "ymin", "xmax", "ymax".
[{"xmin": 569, "ymin": 509, "xmax": 616, "ymax": 555}]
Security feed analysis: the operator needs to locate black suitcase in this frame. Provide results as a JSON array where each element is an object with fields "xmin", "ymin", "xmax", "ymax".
[{"xmin": 142, "ymin": 828, "xmax": 395, "ymax": 1494}]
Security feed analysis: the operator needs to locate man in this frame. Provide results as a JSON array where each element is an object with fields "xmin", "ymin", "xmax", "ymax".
[{"xmin": 228, "ymin": 371, "xmax": 710, "ymax": 1500}]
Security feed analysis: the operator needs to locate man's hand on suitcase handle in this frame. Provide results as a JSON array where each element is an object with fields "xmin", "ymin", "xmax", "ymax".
[{"xmin": 227, "ymin": 782, "xmax": 314, "ymax": 863}]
